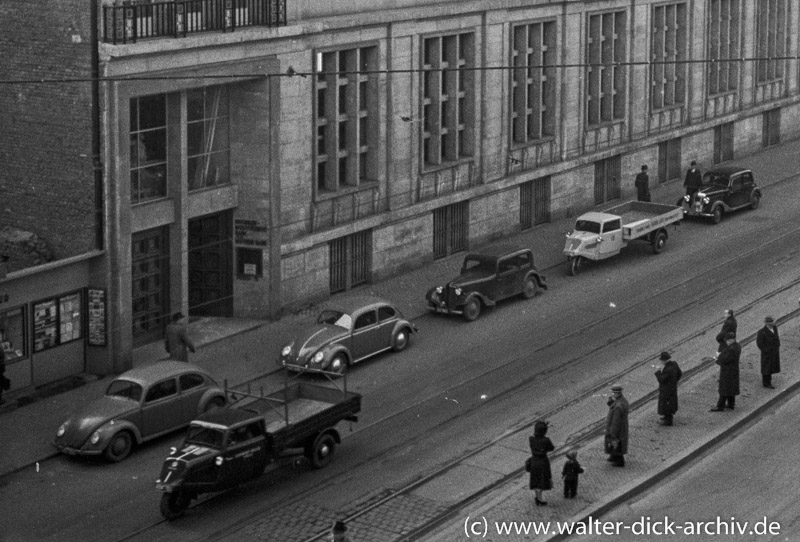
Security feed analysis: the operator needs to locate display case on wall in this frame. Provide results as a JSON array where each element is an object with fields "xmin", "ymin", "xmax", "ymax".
[
  {"xmin": 0, "ymin": 306, "xmax": 26, "ymax": 362},
  {"xmin": 33, "ymin": 291, "xmax": 83, "ymax": 353}
]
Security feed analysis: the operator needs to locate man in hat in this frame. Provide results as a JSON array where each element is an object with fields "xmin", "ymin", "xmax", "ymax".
[
  {"xmin": 634, "ymin": 165, "xmax": 650, "ymax": 202},
  {"xmin": 604, "ymin": 385, "xmax": 629, "ymax": 467},
  {"xmin": 711, "ymin": 332, "xmax": 740, "ymax": 411},
  {"xmin": 164, "ymin": 312, "xmax": 196, "ymax": 362},
  {"xmin": 329, "ymin": 520, "xmax": 350, "ymax": 542},
  {"xmin": 683, "ymin": 160, "xmax": 702, "ymax": 197},
  {"xmin": 756, "ymin": 316, "xmax": 781, "ymax": 389},
  {"xmin": 655, "ymin": 352, "xmax": 682, "ymax": 426}
]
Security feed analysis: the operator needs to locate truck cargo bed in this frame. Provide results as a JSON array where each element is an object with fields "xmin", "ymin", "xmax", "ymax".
[{"xmin": 602, "ymin": 201, "xmax": 682, "ymax": 240}]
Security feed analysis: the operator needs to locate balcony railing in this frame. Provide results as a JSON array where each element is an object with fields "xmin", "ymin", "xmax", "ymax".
[{"xmin": 103, "ymin": 0, "xmax": 286, "ymax": 44}]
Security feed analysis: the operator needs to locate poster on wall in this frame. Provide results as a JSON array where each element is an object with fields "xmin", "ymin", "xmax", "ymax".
[{"xmin": 87, "ymin": 288, "xmax": 107, "ymax": 347}]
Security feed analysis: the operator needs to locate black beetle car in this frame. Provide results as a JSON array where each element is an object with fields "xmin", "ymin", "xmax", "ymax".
[
  {"xmin": 677, "ymin": 165, "xmax": 761, "ymax": 224},
  {"xmin": 425, "ymin": 246, "xmax": 547, "ymax": 321}
]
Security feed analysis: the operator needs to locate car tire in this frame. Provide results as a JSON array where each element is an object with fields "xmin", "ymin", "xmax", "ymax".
[
  {"xmin": 569, "ymin": 256, "xmax": 582, "ymax": 276},
  {"xmin": 160, "ymin": 490, "xmax": 191, "ymax": 520},
  {"xmin": 308, "ymin": 433, "xmax": 336, "ymax": 469},
  {"xmin": 392, "ymin": 327, "xmax": 411, "ymax": 352},
  {"xmin": 203, "ymin": 397, "xmax": 225, "ymax": 413},
  {"xmin": 522, "ymin": 277, "xmax": 539, "ymax": 299},
  {"xmin": 462, "ymin": 298, "xmax": 481, "ymax": 321},
  {"xmin": 104, "ymin": 431, "xmax": 133, "ymax": 463},
  {"xmin": 750, "ymin": 193, "xmax": 761, "ymax": 210},
  {"xmin": 329, "ymin": 354, "xmax": 347, "ymax": 375},
  {"xmin": 652, "ymin": 231, "xmax": 667, "ymax": 254},
  {"xmin": 712, "ymin": 206, "xmax": 723, "ymax": 224}
]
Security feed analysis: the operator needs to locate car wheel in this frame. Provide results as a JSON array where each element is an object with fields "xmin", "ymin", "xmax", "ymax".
[
  {"xmin": 160, "ymin": 490, "xmax": 191, "ymax": 520},
  {"xmin": 462, "ymin": 298, "xmax": 481, "ymax": 321},
  {"xmin": 569, "ymin": 256, "xmax": 582, "ymax": 276},
  {"xmin": 104, "ymin": 431, "xmax": 133, "ymax": 463},
  {"xmin": 329, "ymin": 354, "xmax": 347, "ymax": 375},
  {"xmin": 392, "ymin": 328, "xmax": 411, "ymax": 352},
  {"xmin": 652, "ymin": 231, "xmax": 667, "ymax": 254},
  {"xmin": 750, "ymin": 193, "xmax": 761, "ymax": 210},
  {"xmin": 203, "ymin": 397, "xmax": 225, "ymax": 413},
  {"xmin": 308, "ymin": 433, "xmax": 336, "ymax": 469},
  {"xmin": 522, "ymin": 277, "xmax": 539, "ymax": 299},
  {"xmin": 711, "ymin": 206, "xmax": 723, "ymax": 224}
]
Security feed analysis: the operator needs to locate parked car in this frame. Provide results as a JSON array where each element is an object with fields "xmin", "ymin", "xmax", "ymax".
[
  {"xmin": 279, "ymin": 296, "xmax": 417, "ymax": 375},
  {"xmin": 53, "ymin": 361, "xmax": 227, "ymax": 462},
  {"xmin": 677, "ymin": 165, "xmax": 761, "ymax": 224},
  {"xmin": 425, "ymin": 246, "xmax": 547, "ymax": 321}
]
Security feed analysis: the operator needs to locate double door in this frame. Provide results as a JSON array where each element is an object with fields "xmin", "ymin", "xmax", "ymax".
[{"xmin": 189, "ymin": 212, "xmax": 233, "ymax": 317}]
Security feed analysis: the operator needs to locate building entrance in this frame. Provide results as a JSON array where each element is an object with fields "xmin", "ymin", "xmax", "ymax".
[{"xmin": 188, "ymin": 211, "xmax": 233, "ymax": 317}]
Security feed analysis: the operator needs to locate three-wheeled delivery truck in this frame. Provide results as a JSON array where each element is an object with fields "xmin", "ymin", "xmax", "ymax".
[
  {"xmin": 155, "ymin": 371, "xmax": 361, "ymax": 519},
  {"xmin": 563, "ymin": 201, "xmax": 682, "ymax": 275}
]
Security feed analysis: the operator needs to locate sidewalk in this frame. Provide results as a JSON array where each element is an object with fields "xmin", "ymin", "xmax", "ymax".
[{"xmin": 0, "ymin": 137, "xmax": 798, "ymax": 497}]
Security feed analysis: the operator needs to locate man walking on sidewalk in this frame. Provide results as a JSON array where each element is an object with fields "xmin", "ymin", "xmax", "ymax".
[
  {"xmin": 711, "ymin": 332, "xmax": 740, "ymax": 411},
  {"xmin": 165, "ymin": 312, "xmax": 196, "ymax": 362},
  {"xmin": 756, "ymin": 316, "xmax": 781, "ymax": 389},
  {"xmin": 655, "ymin": 352, "xmax": 682, "ymax": 426},
  {"xmin": 605, "ymin": 385, "xmax": 629, "ymax": 467},
  {"xmin": 634, "ymin": 165, "xmax": 650, "ymax": 202}
]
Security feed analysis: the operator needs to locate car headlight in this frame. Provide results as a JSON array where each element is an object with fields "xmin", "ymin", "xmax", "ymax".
[
  {"xmin": 312, "ymin": 351, "xmax": 324, "ymax": 364},
  {"xmin": 454, "ymin": 288, "xmax": 462, "ymax": 296},
  {"xmin": 596, "ymin": 236, "xmax": 603, "ymax": 243},
  {"xmin": 703, "ymin": 197, "xmax": 710, "ymax": 204},
  {"xmin": 57, "ymin": 423, "xmax": 67, "ymax": 437},
  {"xmin": 435, "ymin": 286, "xmax": 443, "ymax": 294},
  {"xmin": 281, "ymin": 345, "xmax": 292, "ymax": 356},
  {"xmin": 90, "ymin": 431, "xmax": 101, "ymax": 445},
  {"xmin": 215, "ymin": 456, "xmax": 224, "ymax": 466},
  {"xmin": 683, "ymin": 195, "xmax": 690, "ymax": 202}
]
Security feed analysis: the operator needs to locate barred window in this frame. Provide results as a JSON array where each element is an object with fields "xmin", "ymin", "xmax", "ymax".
[
  {"xmin": 651, "ymin": 3, "xmax": 687, "ymax": 110},
  {"xmin": 707, "ymin": 0, "xmax": 741, "ymax": 95},
  {"xmin": 511, "ymin": 21, "xmax": 557, "ymax": 144},
  {"xmin": 315, "ymin": 47, "xmax": 379, "ymax": 194},
  {"xmin": 586, "ymin": 11, "xmax": 627, "ymax": 126},
  {"xmin": 756, "ymin": 0, "xmax": 787, "ymax": 84},
  {"xmin": 422, "ymin": 33, "xmax": 475, "ymax": 166},
  {"xmin": 187, "ymin": 85, "xmax": 230, "ymax": 191}
]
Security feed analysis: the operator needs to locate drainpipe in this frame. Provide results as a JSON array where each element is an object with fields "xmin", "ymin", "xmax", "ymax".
[{"xmin": 90, "ymin": 0, "xmax": 104, "ymax": 250}]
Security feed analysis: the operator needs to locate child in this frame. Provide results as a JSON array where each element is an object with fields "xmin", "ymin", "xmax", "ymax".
[{"xmin": 562, "ymin": 449, "xmax": 585, "ymax": 499}]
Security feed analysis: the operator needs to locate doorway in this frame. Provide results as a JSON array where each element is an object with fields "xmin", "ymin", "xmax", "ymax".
[{"xmin": 188, "ymin": 211, "xmax": 233, "ymax": 317}]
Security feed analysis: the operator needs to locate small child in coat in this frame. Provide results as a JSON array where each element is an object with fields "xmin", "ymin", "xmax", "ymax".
[{"xmin": 562, "ymin": 449, "xmax": 585, "ymax": 499}]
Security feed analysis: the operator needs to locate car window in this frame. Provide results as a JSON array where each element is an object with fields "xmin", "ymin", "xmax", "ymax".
[
  {"xmin": 462, "ymin": 258, "xmax": 495, "ymax": 275},
  {"xmin": 106, "ymin": 379, "xmax": 143, "ymax": 402},
  {"xmin": 498, "ymin": 257, "xmax": 517, "ymax": 273},
  {"xmin": 603, "ymin": 219, "xmax": 621, "ymax": 232},
  {"xmin": 354, "ymin": 310, "xmax": 377, "ymax": 330},
  {"xmin": 180, "ymin": 373, "xmax": 205, "ymax": 392},
  {"xmin": 186, "ymin": 425, "xmax": 224, "ymax": 448},
  {"xmin": 574, "ymin": 220, "xmax": 601, "ymax": 234},
  {"xmin": 731, "ymin": 177, "xmax": 744, "ymax": 190},
  {"xmin": 740, "ymin": 172, "xmax": 753, "ymax": 185},
  {"xmin": 228, "ymin": 425, "xmax": 257, "ymax": 445},
  {"xmin": 378, "ymin": 305, "xmax": 396, "ymax": 322},
  {"xmin": 703, "ymin": 173, "xmax": 729, "ymax": 187},
  {"xmin": 516, "ymin": 252, "xmax": 531, "ymax": 267},
  {"xmin": 318, "ymin": 310, "xmax": 352, "ymax": 330},
  {"xmin": 145, "ymin": 378, "xmax": 178, "ymax": 403}
]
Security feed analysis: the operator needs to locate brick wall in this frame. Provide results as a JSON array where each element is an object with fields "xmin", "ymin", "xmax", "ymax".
[{"xmin": 0, "ymin": 0, "xmax": 97, "ymax": 263}]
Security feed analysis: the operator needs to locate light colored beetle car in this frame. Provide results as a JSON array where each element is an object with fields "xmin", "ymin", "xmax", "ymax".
[
  {"xmin": 279, "ymin": 296, "xmax": 417, "ymax": 375},
  {"xmin": 53, "ymin": 361, "xmax": 226, "ymax": 462}
]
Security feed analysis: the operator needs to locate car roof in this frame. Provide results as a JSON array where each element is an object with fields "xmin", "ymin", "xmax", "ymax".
[
  {"xmin": 704, "ymin": 165, "xmax": 751, "ymax": 177},
  {"xmin": 114, "ymin": 361, "xmax": 212, "ymax": 386},
  {"xmin": 465, "ymin": 245, "xmax": 530, "ymax": 259},
  {"xmin": 323, "ymin": 295, "xmax": 393, "ymax": 313}
]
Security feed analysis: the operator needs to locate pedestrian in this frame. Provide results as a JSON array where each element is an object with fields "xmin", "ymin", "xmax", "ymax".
[
  {"xmin": 635, "ymin": 165, "xmax": 650, "ymax": 202},
  {"xmin": 655, "ymin": 351, "xmax": 682, "ymax": 426},
  {"xmin": 164, "ymin": 312, "xmax": 196, "ymax": 362},
  {"xmin": 528, "ymin": 420, "xmax": 555, "ymax": 506},
  {"xmin": 604, "ymin": 385, "xmax": 629, "ymax": 467},
  {"xmin": 715, "ymin": 309, "xmax": 737, "ymax": 353},
  {"xmin": 683, "ymin": 160, "xmax": 702, "ymax": 197},
  {"xmin": 328, "ymin": 520, "xmax": 350, "ymax": 542},
  {"xmin": 756, "ymin": 316, "xmax": 781, "ymax": 389},
  {"xmin": 710, "ymin": 332, "xmax": 740, "ymax": 411},
  {"xmin": 561, "ymin": 449, "xmax": 584, "ymax": 499}
]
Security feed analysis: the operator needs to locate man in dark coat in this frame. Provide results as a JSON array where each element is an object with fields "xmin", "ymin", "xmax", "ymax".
[
  {"xmin": 655, "ymin": 351, "xmax": 682, "ymax": 426},
  {"xmin": 165, "ymin": 312, "xmax": 196, "ymax": 362},
  {"xmin": 683, "ymin": 160, "xmax": 702, "ymax": 197},
  {"xmin": 756, "ymin": 316, "xmax": 781, "ymax": 389},
  {"xmin": 711, "ymin": 332, "xmax": 740, "ymax": 411},
  {"xmin": 605, "ymin": 385, "xmax": 629, "ymax": 467},
  {"xmin": 634, "ymin": 165, "xmax": 650, "ymax": 202},
  {"xmin": 0, "ymin": 347, "xmax": 6, "ymax": 405},
  {"xmin": 715, "ymin": 309, "xmax": 737, "ymax": 353}
]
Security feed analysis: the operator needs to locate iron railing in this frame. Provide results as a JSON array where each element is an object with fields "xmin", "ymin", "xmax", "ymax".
[{"xmin": 103, "ymin": 0, "xmax": 286, "ymax": 44}]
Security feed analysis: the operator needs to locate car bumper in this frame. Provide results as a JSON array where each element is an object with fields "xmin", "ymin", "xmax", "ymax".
[
  {"xmin": 426, "ymin": 303, "xmax": 462, "ymax": 316},
  {"xmin": 53, "ymin": 442, "xmax": 102, "ymax": 457}
]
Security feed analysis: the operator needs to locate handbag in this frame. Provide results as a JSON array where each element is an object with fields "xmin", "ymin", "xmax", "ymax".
[
  {"xmin": 604, "ymin": 435, "xmax": 620, "ymax": 454},
  {"xmin": 525, "ymin": 457, "xmax": 532, "ymax": 472}
]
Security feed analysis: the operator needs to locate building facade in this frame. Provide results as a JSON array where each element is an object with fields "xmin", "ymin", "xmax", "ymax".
[{"xmin": 2, "ymin": 0, "xmax": 800, "ymax": 382}]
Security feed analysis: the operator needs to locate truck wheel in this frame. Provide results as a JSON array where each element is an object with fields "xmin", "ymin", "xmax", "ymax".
[
  {"xmin": 522, "ymin": 277, "xmax": 539, "ymax": 299},
  {"xmin": 104, "ymin": 431, "xmax": 133, "ymax": 463},
  {"xmin": 329, "ymin": 354, "xmax": 347, "ymax": 375},
  {"xmin": 462, "ymin": 298, "xmax": 481, "ymax": 321},
  {"xmin": 309, "ymin": 433, "xmax": 336, "ymax": 469},
  {"xmin": 160, "ymin": 490, "xmax": 191, "ymax": 520},
  {"xmin": 392, "ymin": 327, "xmax": 411, "ymax": 352},
  {"xmin": 569, "ymin": 257, "xmax": 582, "ymax": 276},
  {"xmin": 652, "ymin": 231, "xmax": 667, "ymax": 254},
  {"xmin": 750, "ymin": 193, "xmax": 761, "ymax": 210},
  {"xmin": 712, "ymin": 207, "xmax": 723, "ymax": 224}
]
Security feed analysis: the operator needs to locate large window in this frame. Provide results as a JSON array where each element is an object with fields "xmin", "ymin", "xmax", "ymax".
[
  {"xmin": 586, "ymin": 11, "xmax": 627, "ymax": 126},
  {"xmin": 315, "ymin": 46, "xmax": 379, "ymax": 193},
  {"xmin": 0, "ymin": 306, "xmax": 26, "ymax": 362},
  {"xmin": 756, "ymin": 0, "xmax": 788, "ymax": 84},
  {"xmin": 130, "ymin": 94, "xmax": 167, "ymax": 203},
  {"xmin": 707, "ymin": 0, "xmax": 741, "ymax": 95},
  {"xmin": 188, "ymin": 85, "xmax": 230, "ymax": 190},
  {"xmin": 511, "ymin": 21, "xmax": 557, "ymax": 144},
  {"xmin": 422, "ymin": 33, "xmax": 475, "ymax": 166},
  {"xmin": 651, "ymin": 3, "xmax": 687, "ymax": 110},
  {"xmin": 32, "ymin": 292, "xmax": 83, "ymax": 352}
]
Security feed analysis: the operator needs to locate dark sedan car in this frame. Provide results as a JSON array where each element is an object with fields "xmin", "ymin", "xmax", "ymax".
[
  {"xmin": 279, "ymin": 296, "xmax": 417, "ymax": 375},
  {"xmin": 677, "ymin": 165, "xmax": 761, "ymax": 224},
  {"xmin": 53, "ymin": 361, "xmax": 226, "ymax": 462}
]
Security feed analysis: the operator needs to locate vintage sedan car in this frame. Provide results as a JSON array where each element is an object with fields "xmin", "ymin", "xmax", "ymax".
[
  {"xmin": 677, "ymin": 165, "xmax": 761, "ymax": 224},
  {"xmin": 425, "ymin": 246, "xmax": 547, "ymax": 321},
  {"xmin": 279, "ymin": 296, "xmax": 417, "ymax": 375},
  {"xmin": 53, "ymin": 361, "xmax": 227, "ymax": 462}
]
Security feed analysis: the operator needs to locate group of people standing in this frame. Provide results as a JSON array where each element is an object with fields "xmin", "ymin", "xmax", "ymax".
[{"xmin": 633, "ymin": 159, "xmax": 704, "ymax": 203}]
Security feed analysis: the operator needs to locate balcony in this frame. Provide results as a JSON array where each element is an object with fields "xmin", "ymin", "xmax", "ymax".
[{"xmin": 103, "ymin": 0, "xmax": 286, "ymax": 45}]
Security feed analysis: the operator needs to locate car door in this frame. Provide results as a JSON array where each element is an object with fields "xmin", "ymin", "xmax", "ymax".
[
  {"xmin": 178, "ymin": 373, "xmax": 209, "ymax": 422},
  {"xmin": 219, "ymin": 423, "xmax": 268, "ymax": 486},
  {"xmin": 598, "ymin": 218, "xmax": 622, "ymax": 258},
  {"xmin": 728, "ymin": 173, "xmax": 750, "ymax": 208},
  {"xmin": 350, "ymin": 309, "xmax": 382, "ymax": 361},
  {"xmin": 141, "ymin": 377, "xmax": 180, "ymax": 437},
  {"xmin": 376, "ymin": 305, "xmax": 400, "ymax": 349},
  {"xmin": 495, "ymin": 255, "xmax": 520, "ymax": 300}
]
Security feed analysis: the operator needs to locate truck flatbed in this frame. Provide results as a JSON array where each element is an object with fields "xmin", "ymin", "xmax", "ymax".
[{"xmin": 600, "ymin": 201, "xmax": 683, "ymax": 240}]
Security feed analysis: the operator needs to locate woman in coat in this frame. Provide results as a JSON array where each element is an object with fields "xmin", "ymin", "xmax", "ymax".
[
  {"xmin": 716, "ymin": 309, "xmax": 737, "ymax": 353},
  {"xmin": 528, "ymin": 420, "xmax": 555, "ymax": 506},
  {"xmin": 711, "ymin": 332, "xmax": 740, "ymax": 411},
  {"xmin": 655, "ymin": 352, "xmax": 682, "ymax": 426},
  {"xmin": 756, "ymin": 316, "xmax": 781, "ymax": 388}
]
